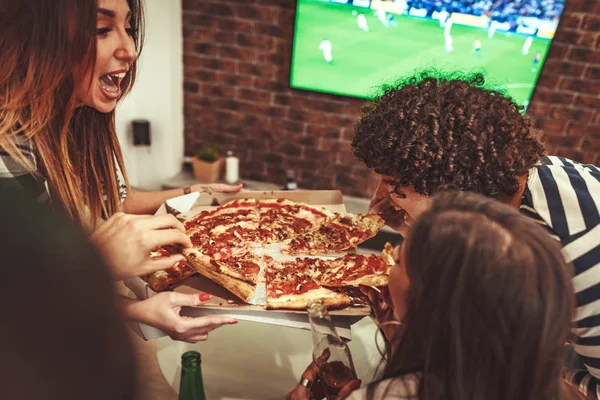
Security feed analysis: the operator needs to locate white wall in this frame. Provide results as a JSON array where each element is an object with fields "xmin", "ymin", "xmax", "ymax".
[{"xmin": 115, "ymin": 0, "xmax": 184, "ymax": 190}]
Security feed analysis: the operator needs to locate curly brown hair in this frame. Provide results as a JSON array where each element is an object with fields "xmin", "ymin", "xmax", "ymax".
[{"xmin": 351, "ymin": 71, "xmax": 545, "ymax": 198}]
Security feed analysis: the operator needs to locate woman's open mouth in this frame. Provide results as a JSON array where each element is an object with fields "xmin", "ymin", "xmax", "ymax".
[{"xmin": 99, "ymin": 72, "xmax": 125, "ymax": 100}]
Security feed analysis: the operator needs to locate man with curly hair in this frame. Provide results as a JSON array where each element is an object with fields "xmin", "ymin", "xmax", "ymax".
[{"xmin": 352, "ymin": 71, "xmax": 600, "ymax": 398}]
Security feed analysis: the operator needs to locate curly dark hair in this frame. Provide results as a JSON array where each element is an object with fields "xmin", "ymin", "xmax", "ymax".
[{"xmin": 352, "ymin": 70, "xmax": 545, "ymax": 198}]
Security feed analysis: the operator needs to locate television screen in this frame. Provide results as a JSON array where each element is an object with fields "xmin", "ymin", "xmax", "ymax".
[{"xmin": 290, "ymin": 0, "xmax": 564, "ymax": 107}]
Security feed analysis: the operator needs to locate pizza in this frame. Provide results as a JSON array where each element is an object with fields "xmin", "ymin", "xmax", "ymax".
[
  {"xmin": 142, "ymin": 197, "xmax": 390, "ymax": 311},
  {"xmin": 310, "ymin": 243, "xmax": 394, "ymax": 287},
  {"xmin": 141, "ymin": 248, "xmax": 197, "ymax": 292},
  {"xmin": 281, "ymin": 213, "xmax": 385, "ymax": 255},
  {"xmin": 263, "ymin": 255, "xmax": 351, "ymax": 310},
  {"xmin": 257, "ymin": 199, "xmax": 335, "ymax": 244}
]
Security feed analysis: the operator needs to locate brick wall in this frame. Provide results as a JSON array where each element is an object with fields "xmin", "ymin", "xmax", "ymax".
[
  {"xmin": 527, "ymin": 0, "xmax": 600, "ymax": 165},
  {"xmin": 182, "ymin": 0, "xmax": 600, "ymax": 198}
]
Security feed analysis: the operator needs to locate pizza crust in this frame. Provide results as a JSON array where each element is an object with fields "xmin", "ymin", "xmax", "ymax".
[
  {"xmin": 265, "ymin": 287, "xmax": 351, "ymax": 310},
  {"xmin": 184, "ymin": 248, "xmax": 256, "ymax": 303}
]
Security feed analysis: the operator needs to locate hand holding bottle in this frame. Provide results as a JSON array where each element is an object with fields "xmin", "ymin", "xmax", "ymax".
[{"xmin": 286, "ymin": 349, "xmax": 361, "ymax": 400}]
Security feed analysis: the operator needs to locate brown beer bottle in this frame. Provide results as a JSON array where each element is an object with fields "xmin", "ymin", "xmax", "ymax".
[{"xmin": 307, "ymin": 299, "xmax": 357, "ymax": 400}]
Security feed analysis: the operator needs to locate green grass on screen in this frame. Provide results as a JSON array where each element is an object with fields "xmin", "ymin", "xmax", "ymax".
[{"xmin": 291, "ymin": 0, "xmax": 552, "ymax": 105}]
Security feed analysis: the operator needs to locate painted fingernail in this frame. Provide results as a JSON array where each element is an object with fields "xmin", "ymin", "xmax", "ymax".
[
  {"xmin": 199, "ymin": 293, "xmax": 212, "ymax": 302},
  {"xmin": 229, "ymin": 320, "xmax": 238, "ymax": 324}
]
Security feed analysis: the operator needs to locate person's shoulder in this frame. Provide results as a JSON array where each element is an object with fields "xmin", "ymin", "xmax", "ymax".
[{"xmin": 346, "ymin": 374, "xmax": 421, "ymax": 400}]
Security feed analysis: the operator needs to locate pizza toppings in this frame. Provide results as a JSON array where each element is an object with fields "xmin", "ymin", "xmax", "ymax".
[{"xmin": 143, "ymin": 197, "xmax": 389, "ymax": 311}]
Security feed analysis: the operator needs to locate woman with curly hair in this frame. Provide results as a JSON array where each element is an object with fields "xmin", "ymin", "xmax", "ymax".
[{"xmin": 352, "ymin": 71, "xmax": 600, "ymax": 397}]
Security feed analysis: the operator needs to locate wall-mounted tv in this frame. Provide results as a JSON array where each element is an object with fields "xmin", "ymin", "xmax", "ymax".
[{"xmin": 290, "ymin": 0, "xmax": 564, "ymax": 107}]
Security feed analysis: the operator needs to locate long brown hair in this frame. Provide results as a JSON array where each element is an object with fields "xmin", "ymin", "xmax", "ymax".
[
  {"xmin": 371, "ymin": 191, "xmax": 582, "ymax": 400},
  {"xmin": 0, "ymin": 0, "xmax": 144, "ymax": 228}
]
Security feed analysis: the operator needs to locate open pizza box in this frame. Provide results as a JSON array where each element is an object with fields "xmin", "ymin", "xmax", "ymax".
[{"xmin": 124, "ymin": 190, "xmax": 372, "ymax": 340}]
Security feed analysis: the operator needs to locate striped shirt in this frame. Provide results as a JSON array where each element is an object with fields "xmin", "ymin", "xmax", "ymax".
[
  {"xmin": 521, "ymin": 156, "xmax": 600, "ymax": 398},
  {"xmin": 0, "ymin": 136, "xmax": 127, "ymax": 213}
]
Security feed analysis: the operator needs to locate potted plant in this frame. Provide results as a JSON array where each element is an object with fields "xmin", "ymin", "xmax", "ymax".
[{"xmin": 192, "ymin": 146, "xmax": 224, "ymax": 183}]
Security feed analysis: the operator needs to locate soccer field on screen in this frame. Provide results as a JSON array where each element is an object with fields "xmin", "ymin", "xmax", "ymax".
[{"xmin": 290, "ymin": 0, "xmax": 552, "ymax": 105}]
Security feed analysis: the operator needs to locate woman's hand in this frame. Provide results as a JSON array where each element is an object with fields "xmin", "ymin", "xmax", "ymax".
[
  {"xmin": 124, "ymin": 292, "xmax": 237, "ymax": 343},
  {"xmin": 360, "ymin": 285, "xmax": 398, "ymax": 342},
  {"xmin": 368, "ymin": 189, "xmax": 410, "ymax": 238},
  {"xmin": 191, "ymin": 183, "xmax": 244, "ymax": 194},
  {"xmin": 286, "ymin": 349, "xmax": 361, "ymax": 400},
  {"xmin": 90, "ymin": 213, "xmax": 192, "ymax": 281}
]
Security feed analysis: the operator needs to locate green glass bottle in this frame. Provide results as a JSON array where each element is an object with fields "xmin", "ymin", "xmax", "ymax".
[{"xmin": 179, "ymin": 351, "xmax": 206, "ymax": 400}]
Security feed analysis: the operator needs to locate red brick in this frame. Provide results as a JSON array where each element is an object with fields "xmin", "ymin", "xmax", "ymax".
[
  {"xmin": 236, "ymin": 88, "xmax": 271, "ymax": 103},
  {"xmin": 560, "ymin": 78, "xmax": 600, "ymax": 94},
  {"xmin": 253, "ymin": 77, "xmax": 287, "ymax": 92},
  {"xmin": 535, "ymin": 74, "xmax": 561, "ymax": 89},
  {"xmin": 574, "ymin": 94, "xmax": 600, "ymax": 110},
  {"xmin": 215, "ymin": 18, "xmax": 254, "ymax": 33},
  {"xmin": 569, "ymin": 47, "xmax": 600, "ymax": 63},
  {"xmin": 255, "ymin": 22, "xmax": 290, "ymax": 39},
  {"xmin": 216, "ymin": 73, "xmax": 252, "ymax": 87},
  {"xmin": 530, "ymin": 89, "xmax": 575, "ymax": 105},
  {"xmin": 193, "ymin": 42, "xmax": 217, "ymax": 56},
  {"xmin": 550, "ymin": 106, "xmax": 595, "ymax": 122},
  {"xmin": 256, "ymin": 51, "xmax": 288, "ymax": 66},
  {"xmin": 287, "ymin": 109, "xmax": 327, "ymax": 124},
  {"xmin": 558, "ymin": 13, "xmax": 582, "ymax": 29},
  {"xmin": 527, "ymin": 103, "xmax": 551, "ymax": 117},
  {"xmin": 585, "ymin": 66, "xmax": 600, "ymax": 80},
  {"xmin": 238, "ymin": 62, "xmax": 274, "ymax": 78},
  {"xmin": 554, "ymin": 148, "xmax": 585, "ymax": 162},
  {"xmin": 582, "ymin": 137, "xmax": 600, "ymax": 152},
  {"xmin": 534, "ymin": 118, "xmax": 568, "ymax": 133},
  {"xmin": 200, "ymin": 83, "xmax": 236, "ymax": 98},
  {"xmin": 218, "ymin": 45, "xmax": 255, "ymax": 61},
  {"xmin": 236, "ymin": 33, "xmax": 273, "ymax": 50},
  {"xmin": 543, "ymin": 133, "xmax": 583, "ymax": 148},
  {"xmin": 182, "ymin": 14, "xmax": 216, "ymax": 28},
  {"xmin": 568, "ymin": 121, "xmax": 600, "ymax": 137},
  {"xmin": 554, "ymin": 29, "xmax": 598, "ymax": 47},
  {"xmin": 582, "ymin": 14, "xmax": 600, "ymax": 31},
  {"xmin": 546, "ymin": 43, "xmax": 569, "ymax": 59},
  {"xmin": 565, "ymin": 0, "xmax": 600, "ymax": 13}
]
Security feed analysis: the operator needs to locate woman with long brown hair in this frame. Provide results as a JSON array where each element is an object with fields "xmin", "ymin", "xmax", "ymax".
[
  {"xmin": 0, "ymin": 0, "xmax": 239, "ymax": 342},
  {"xmin": 288, "ymin": 191, "xmax": 585, "ymax": 399}
]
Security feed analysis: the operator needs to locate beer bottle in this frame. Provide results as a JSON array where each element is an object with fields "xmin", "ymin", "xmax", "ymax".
[
  {"xmin": 179, "ymin": 351, "xmax": 206, "ymax": 400},
  {"xmin": 307, "ymin": 299, "xmax": 357, "ymax": 400}
]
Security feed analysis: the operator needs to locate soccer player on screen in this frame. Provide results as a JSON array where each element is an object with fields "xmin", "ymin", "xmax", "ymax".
[
  {"xmin": 357, "ymin": 13, "xmax": 369, "ymax": 32},
  {"xmin": 472, "ymin": 39, "xmax": 481, "ymax": 57},
  {"xmin": 522, "ymin": 36, "xmax": 533, "ymax": 55},
  {"xmin": 445, "ymin": 34, "xmax": 453, "ymax": 53},
  {"xmin": 444, "ymin": 15, "xmax": 453, "ymax": 36},
  {"xmin": 532, "ymin": 52, "xmax": 541, "ymax": 72},
  {"xmin": 319, "ymin": 39, "xmax": 333, "ymax": 63}
]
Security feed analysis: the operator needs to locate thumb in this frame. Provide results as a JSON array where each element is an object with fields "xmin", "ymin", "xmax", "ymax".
[{"xmin": 170, "ymin": 292, "xmax": 213, "ymax": 307}]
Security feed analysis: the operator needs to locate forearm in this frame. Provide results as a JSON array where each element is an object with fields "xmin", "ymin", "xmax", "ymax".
[{"xmin": 122, "ymin": 189, "xmax": 187, "ymax": 215}]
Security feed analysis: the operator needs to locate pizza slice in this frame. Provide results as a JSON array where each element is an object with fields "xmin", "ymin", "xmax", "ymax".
[
  {"xmin": 258, "ymin": 199, "xmax": 335, "ymax": 244},
  {"xmin": 310, "ymin": 243, "xmax": 395, "ymax": 288},
  {"xmin": 185, "ymin": 251, "xmax": 261, "ymax": 303},
  {"xmin": 263, "ymin": 255, "xmax": 351, "ymax": 310},
  {"xmin": 281, "ymin": 213, "xmax": 385, "ymax": 255},
  {"xmin": 141, "ymin": 248, "xmax": 197, "ymax": 292}
]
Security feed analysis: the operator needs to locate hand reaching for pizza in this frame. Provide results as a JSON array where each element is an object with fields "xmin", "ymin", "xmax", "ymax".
[
  {"xmin": 191, "ymin": 183, "xmax": 244, "ymax": 194},
  {"xmin": 90, "ymin": 213, "xmax": 192, "ymax": 281},
  {"xmin": 286, "ymin": 349, "xmax": 361, "ymax": 400},
  {"xmin": 368, "ymin": 194, "xmax": 410, "ymax": 238},
  {"xmin": 123, "ymin": 292, "xmax": 238, "ymax": 343}
]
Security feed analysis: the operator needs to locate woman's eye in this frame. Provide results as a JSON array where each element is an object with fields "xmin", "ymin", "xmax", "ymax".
[{"xmin": 96, "ymin": 27, "xmax": 111, "ymax": 36}]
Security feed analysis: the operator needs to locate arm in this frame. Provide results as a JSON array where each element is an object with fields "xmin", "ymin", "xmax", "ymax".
[{"xmin": 122, "ymin": 183, "xmax": 243, "ymax": 215}]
